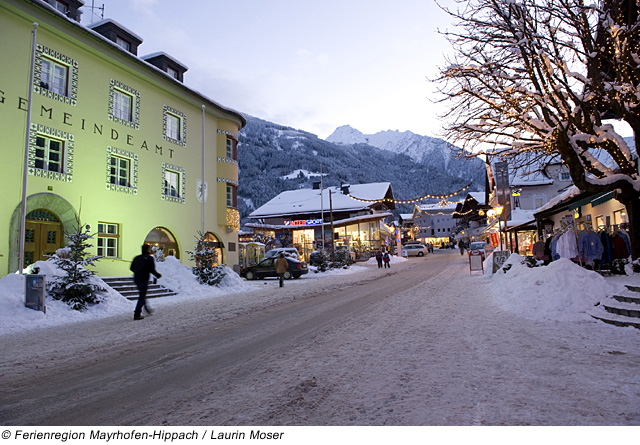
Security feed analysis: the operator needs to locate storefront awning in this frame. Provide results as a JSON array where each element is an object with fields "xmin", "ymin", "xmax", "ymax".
[
  {"xmin": 567, "ymin": 191, "xmax": 611, "ymax": 211},
  {"xmin": 590, "ymin": 191, "xmax": 616, "ymax": 207}
]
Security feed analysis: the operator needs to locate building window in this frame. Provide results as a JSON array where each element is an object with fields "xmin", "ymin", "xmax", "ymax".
[
  {"xmin": 559, "ymin": 168, "xmax": 571, "ymax": 181},
  {"xmin": 115, "ymin": 36, "xmax": 130, "ymax": 52},
  {"xmin": 28, "ymin": 123, "xmax": 73, "ymax": 182},
  {"xmin": 162, "ymin": 105, "xmax": 187, "ymax": 146},
  {"xmin": 113, "ymin": 89, "xmax": 133, "ymax": 122},
  {"xmin": 161, "ymin": 163, "xmax": 186, "ymax": 204},
  {"xmin": 109, "ymin": 156, "xmax": 130, "ymax": 187},
  {"xmin": 533, "ymin": 194, "xmax": 547, "ymax": 209},
  {"xmin": 106, "ymin": 147, "xmax": 138, "ymax": 194},
  {"xmin": 34, "ymin": 134, "xmax": 64, "ymax": 173},
  {"xmin": 33, "ymin": 45, "xmax": 78, "ymax": 105},
  {"xmin": 164, "ymin": 170, "xmax": 180, "ymax": 197},
  {"xmin": 52, "ymin": 0, "xmax": 69, "ymax": 14},
  {"xmin": 41, "ymin": 57, "xmax": 68, "ymax": 96},
  {"xmin": 108, "ymin": 79, "xmax": 140, "ymax": 129},
  {"xmin": 226, "ymin": 138, "xmax": 234, "ymax": 159},
  {"xmin": 97, "ymin": 222, "xmax": 119, "ymax": 258},
  {"xmin": 167, "ymin": 66, "xmax": 178, "ymax": 79},
  {"xmin": 226, "ymin": 184, "xmax": 237, "ymax": 208}
]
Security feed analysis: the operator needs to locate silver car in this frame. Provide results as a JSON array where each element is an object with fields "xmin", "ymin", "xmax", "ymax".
[{"xmin": 402, "ymin": 244, "xmax": 427, "ymax": 257}]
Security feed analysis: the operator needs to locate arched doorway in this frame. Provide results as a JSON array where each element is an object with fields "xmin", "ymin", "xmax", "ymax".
[
  {"xmin": 24, "ymin": 209, "xmax": 63, "ymax": 267},
  {"xmin": 204, "ymin": 232, "xmax": 225, "ymax": 265},
  {"xmin": 144, "ymin": 227, "xmax": 180, "ymax": 259}
]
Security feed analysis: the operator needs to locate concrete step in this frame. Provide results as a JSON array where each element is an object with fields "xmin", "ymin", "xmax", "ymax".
[
  {"xmin": 590, "ymin": 305, "xmax": 640, "ymax": 329},
  {"xmin": 102, "ymin": 276, "xmax": 177, "ymax": 300}
]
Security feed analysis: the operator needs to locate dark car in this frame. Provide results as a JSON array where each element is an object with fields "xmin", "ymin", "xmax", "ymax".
[{"xmin": 241, "ymin": 257, "xmax": 308, "ymax": 280}]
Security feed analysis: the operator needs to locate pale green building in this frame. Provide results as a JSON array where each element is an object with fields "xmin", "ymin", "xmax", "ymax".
[{"xmin": 1, "ymin": 0, "xmax": 245, "ymax": 276}]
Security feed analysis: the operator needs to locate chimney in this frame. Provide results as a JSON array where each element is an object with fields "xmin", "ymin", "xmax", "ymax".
[{"xmin": 341, "ymin": 184, "xmax": 350, "ymax": 195}]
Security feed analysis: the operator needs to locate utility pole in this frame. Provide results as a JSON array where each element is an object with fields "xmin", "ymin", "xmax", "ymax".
[{"xmin": 330, "ymin": 189, "xmax": 335, "ymax": 263}]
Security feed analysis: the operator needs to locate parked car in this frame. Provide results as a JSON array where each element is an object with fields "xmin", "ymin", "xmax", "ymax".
[
  {"xmin": 263, "ymin": 247, "xmax": 299, "ymax": 260},
  {"xmin": 402, "ymin": 244, "xmax": 427, "ymax": 257},
  {"xmin": 241, "ymin": 257, "xmax": 308, "ymax": 280},
  {"xmin": 468, "ymin": 241, "xmax": 488, "ymax": 260}
]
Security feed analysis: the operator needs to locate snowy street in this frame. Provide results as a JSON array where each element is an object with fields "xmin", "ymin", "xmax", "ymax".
[{"xmin": 1, "ymin": 250, "xmax": 639, "ymax": 425}]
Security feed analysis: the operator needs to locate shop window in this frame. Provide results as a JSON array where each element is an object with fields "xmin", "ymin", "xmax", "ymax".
[
  {"xmin": 108, "ymin": 79, "xmax": 140, "ymax": 129},
  {"xmin": 161, "ymin": 163, "xmax": 185, "ymax": 204},
  {"xmin": 97, "ymin": 222, "xmax": 119, "ymax": 258},
  {"xmin": 106, "ymin": 147, "xmax": 138, "ymax": 194},
  {"xmin": 34, "ymin": 44, "xmax": 78, "ymax": 105},
  {"xmin": 145, "ymin": 227, "xmax": 180, "ymax": 258},
  {"xmin": 613, "ymin": 209, "xmax": 628, "ymax": 225},
  {"xmin": 163, "ymin": 106, "xmax": 187, "ymax": 146},
  {"xmin": 596, "ymin": 215, "xmax": 605, "ymax": 229}
]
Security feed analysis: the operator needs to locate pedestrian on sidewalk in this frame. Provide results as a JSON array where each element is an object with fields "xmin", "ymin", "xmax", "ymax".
[
  {"xmin": 130, "ymin": 244, "xmax": 162, "ymax": 320},
  {"xmin": 275, "ymin": 252, "xmax": 288, "ymax": 287},
  {"xmin": 459, "ymin": 240, "xmax": 466, "ymax": 256},
  {"xmin": 375, "ymin": 250, "xmax": 383, "ymax": 268},
  {"xmin": 383, "ymin": 251, "xmax": 391, "ymax": 268}
]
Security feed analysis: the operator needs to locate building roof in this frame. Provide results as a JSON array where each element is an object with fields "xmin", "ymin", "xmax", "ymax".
[
  {"xmin": 416, "ymin": 200, "xmax": 462, "ymax": 213},
  {"xmin": 249, "ymin": 183, "xmax": 393, "ymax": 219}
]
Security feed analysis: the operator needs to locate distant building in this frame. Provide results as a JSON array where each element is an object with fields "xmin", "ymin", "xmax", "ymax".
[
  {"xmin": 411, "ymin": 201, "xmax": 461, "ymax": 247},
  {"xmin": 1, "ymin": 0, "xmax": 245, "ymax": 276},
  {"xmin": 246, "ymin": 183, "xmax": 396, "ymax": 260}
]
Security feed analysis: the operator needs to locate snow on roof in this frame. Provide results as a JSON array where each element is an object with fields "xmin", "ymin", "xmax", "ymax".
[
  {"xmin": 416, "ymin": 200, "xmax": 462, "ymax": 212},
  {"xmin": 534, "ymin": 186, "xmax": 581, "ymax": 214},
  {"xmin": 87, "ymin": 18, "xmax": 144, "ymax": 43},
  {"xmin": 509, "ymin": 208, "xmax": 536, "ymax": 226},
  {"xmin": 249, "ymin": 183, "xmax": 392, "ymax": 218},
  {"xmin": 468, "ymin": 192, "xmax": 486, "ymax": 205},
  {"xmin": 141, "ymin": 51, "xmax": 189, "ymax": 70},
  {"xmin": 510, "ymin": 169, "xmax": 554, "ymax": 187}
]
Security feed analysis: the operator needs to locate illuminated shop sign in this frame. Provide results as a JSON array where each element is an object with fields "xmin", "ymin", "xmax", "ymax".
[{"xmin": 284, "ymin": 219, "xmax": 323, "ymax": 227}]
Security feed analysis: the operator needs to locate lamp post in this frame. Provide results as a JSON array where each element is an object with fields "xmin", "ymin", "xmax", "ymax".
[{"xmin": 495, "ymin": 205, "xmax": 504, "ymax": 249}]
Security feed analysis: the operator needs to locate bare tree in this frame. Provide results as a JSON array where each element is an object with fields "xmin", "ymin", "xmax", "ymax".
[{"xmin": 435, "ymin": 0, "xmax": 640, "ymax": 257}]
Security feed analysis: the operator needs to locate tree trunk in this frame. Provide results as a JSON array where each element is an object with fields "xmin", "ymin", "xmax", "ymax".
[{"xmin": 616, "ymin": 192, "xmax": 640, "ymax": 260}]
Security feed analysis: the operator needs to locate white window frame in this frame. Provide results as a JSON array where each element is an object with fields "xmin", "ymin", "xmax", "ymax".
[
  {"xmin": 113, "ymin": 89, "xmax": 133, "ymax": 122},
  {"xmin": 166, "ymin": 113, "xmax": 181, "ymax": 141},
  {"xmin": 163, "ymin": 169, "xmax": 181, "ymax": 198},
  {"xmin": 53, "ymin": 0, "xmax": 68, "ymax": 14},
  {"xmin": 106, "ymin": 147, "xmax": 138, "ymax": 195},
  {"xmin": 40, "ymin": 57, "xmax": 68, "ymax": 97},
  {"xmin": 226, "ymin": 138, "xmax": 234, "ymax": 159},
  {"xmin": 34, "ymin": 134, "xmax": 64, "ymax": 174},
  {"xmin": 161, "ymin": 163, "xmax": 186, "ymax": 204},
  {"xmin": 533, "ymin": 194, "xmax": 547, "ymax": 209},
  {"xmin": 109, "ymin": 155, "xmax": 131, "ymax": 188},
  {"xmin": 115, "ymin": 36, "xmax": 131, "ymax": 52},
  {"xmin": 559, "ymin": 168, "xmax": 571, "ymax": 181},
  {"xmin": 167, "ymin": 66, "xmax": 178, "ymax": 79},
  {"xmin": 97, "ymin": 222, "xmax": 119, "ymax": 258}
]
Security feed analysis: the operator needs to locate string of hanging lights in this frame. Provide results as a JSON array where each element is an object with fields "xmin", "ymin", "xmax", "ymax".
[{"xmin": 347, "ymin": 183, "xmax": 472, "ymax": 204}]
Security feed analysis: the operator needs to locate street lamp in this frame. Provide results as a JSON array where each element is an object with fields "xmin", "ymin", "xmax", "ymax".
[{"xmin": 488, "ymin": 206, "xmax": 504, "ymax": 248}]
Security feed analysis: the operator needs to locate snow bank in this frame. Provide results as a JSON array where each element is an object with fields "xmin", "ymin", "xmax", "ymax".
[{"xmin": 489, "ymin": 254, "xmax": 615, "ymax": 322}]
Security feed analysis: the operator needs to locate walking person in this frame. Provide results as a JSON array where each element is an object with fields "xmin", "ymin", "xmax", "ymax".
[
  {"xmin": 383, "ymin": 251, "xmax": 391, "ymax": 268},
  {"xmin": 375, "ymin": 250, "xmax": 383, "ymax": 268},
  {"xmin": 459, "ymin": 240, "xmax": 466, "ymax": 256},
  {"xmin": 275, "ymin": 252, "xmax": 288, "ymax": 287},
  {"xmin": 130, "ymin": 244, "xmax": 162, "ymax": 320}
]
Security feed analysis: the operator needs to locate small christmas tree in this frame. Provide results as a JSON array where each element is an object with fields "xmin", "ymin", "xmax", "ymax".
[
  {"xmin": 187, "ymin": 232, "xmax": 227, "ymax": 286},
  {"xmin": 47, "ymin": 218, "xmax": 105, "ymax": 310}
]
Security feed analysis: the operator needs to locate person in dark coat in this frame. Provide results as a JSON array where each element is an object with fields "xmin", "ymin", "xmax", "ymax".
[
  {"xmin": 383, "ymin": 251, "xmax": 391, "ymax": 268},
  {"xmin": 130, "ymin": 244, "xmax": 162, "ymax": 320},
  {"xmin": 375, "ymin": 250, "xmax": 383, "ymax": 268}
]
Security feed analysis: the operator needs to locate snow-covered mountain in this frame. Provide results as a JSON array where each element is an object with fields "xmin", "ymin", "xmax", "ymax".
[
  {"xmin": 326, "ymin": 125, "xmax": 461, "ymax": 171},
  {"xmin": 237, "ymin": 116, "xmax": 486, "ymax": 229}
]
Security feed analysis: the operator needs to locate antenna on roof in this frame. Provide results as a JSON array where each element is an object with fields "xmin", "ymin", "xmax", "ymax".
[{"xmin": 83, "ymin": 1, "xmax": 105, "ymax": 24}]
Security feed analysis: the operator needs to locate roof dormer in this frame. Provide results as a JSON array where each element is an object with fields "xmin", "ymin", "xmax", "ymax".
[
  {"xmin": 43, "ymin": 0, "xmax": 84, "ymax": 22},
  {"xmin": 142, "ymin": 52, "xmax": 189, "ymax": 82},
  {"xmin": 88, "ymin": 19, "xmax": 143, "ymax": 55}
]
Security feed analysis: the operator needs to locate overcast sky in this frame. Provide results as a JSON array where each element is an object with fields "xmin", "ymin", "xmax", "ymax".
[{"xmin": 82, "ymin": 0, "xmax": 457, "ymax": 139}]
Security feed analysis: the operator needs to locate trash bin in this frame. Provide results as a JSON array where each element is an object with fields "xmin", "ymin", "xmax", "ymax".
[{"xmin": 25, "ymin": 274, "xmax": 46, "ymax": 313}]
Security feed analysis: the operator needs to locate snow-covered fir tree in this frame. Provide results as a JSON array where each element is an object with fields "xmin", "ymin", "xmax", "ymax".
[
  {"xmin": 47, "ymin": 219, "xmax": 104, "ymax": 310},
  {"xmin": 187, "ymin": 233, "xmax": 227, "ymax": 286}
]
